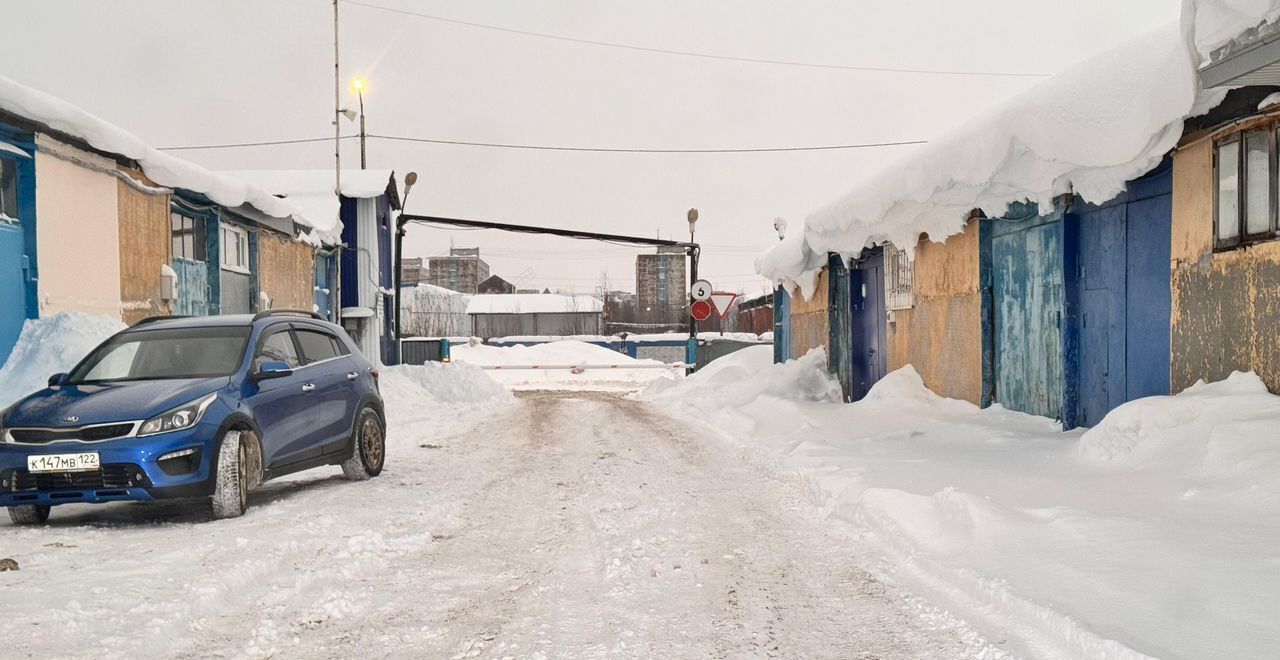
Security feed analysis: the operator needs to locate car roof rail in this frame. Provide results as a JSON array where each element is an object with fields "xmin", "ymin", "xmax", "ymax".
[
  {"xmin": 252, "ymin": 309, "xmax": 326, "ymax": 322},
  {"xmin": 131, "ymin": 315, "xmax": 191, "ymax": 327}
]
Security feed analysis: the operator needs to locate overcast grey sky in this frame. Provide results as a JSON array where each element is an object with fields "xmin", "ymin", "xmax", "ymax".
[{"xmin": 1, "ymin": 0, "xmax": 1180, "ymax": 294}]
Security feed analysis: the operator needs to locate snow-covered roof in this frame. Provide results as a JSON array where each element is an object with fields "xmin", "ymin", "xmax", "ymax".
[
  {"xmin": 0, "ymin": 74, "xmax": 327, "ymax": 243},
  {"xmin": 224, "ymin": 169, "xmax": 397, "ymax": 241},
  {"xmin": 1190, "ymin": 0, "xmax": 1280, "ymax": 60},
  {"xmin": 465, "ymin": 294, "xmax": 604, "ymax": 315},
  {"xmin": 757, "ymin": 5, "xmax": 1246, "ymax": 297}
]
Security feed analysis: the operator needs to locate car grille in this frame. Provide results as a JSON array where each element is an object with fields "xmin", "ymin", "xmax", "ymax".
[
  {"xmin": 8, "ymin": 423, "xmax": 135, "ymax": 444},
  {"xmin": 10, "ymin": 464, "xmax": 142, "ymax": 492}
]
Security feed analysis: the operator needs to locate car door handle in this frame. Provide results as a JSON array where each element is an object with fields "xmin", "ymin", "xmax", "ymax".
[
  {"xmin": 301, "ymin": 383, "xmax": 316, "ymax": 393},
  {"xmin": 346, "ymin": 372, "xmax": 359, "ymax": 380}
]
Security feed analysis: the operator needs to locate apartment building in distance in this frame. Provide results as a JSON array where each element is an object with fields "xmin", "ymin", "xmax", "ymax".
[{"xmin": 425, "ymin": 247, "xmax": 490, "ymax": 294}]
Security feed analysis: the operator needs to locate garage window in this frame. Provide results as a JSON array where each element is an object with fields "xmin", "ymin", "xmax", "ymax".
[
  {"xmin": 0, "ymin": 157, "xmax": 18, "ymax": 223},
  {"xmin": 1215, "ymin": 127, "xmax": 1278, "ymax": 250}
]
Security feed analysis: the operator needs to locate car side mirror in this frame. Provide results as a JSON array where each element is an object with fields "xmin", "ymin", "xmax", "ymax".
[
  {"xmin": 48, "ymin": 373, "xmax": 68, "ymax": 387},
  {"xmin": 253, "ymin": 360, "xmax": 294, "ymax": 381}
]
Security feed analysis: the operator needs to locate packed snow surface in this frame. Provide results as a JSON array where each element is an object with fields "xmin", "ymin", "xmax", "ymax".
[
  {"xmin": 0, "ymin": 320, "xmax": 994, "ymax": 657},
  {"xmin": 464, "ymin": 294, "xmax": 603, "ymax": 315},
  {"xmin": 757, "ymin": 18, "xmax": 1223, "ymax": 296},
  {"xmin": 0, "ymin": 312, "xmax": 125, "ymax": 410},
  {"xmin": 642, "ymin": 350, "xmax": 1280, "ymax": 660},
  {"xmin": 0, "ymin": 75, "xmax": 328, "ymax": 242},
  {"xmin": 224, "ymin": 169, "xmax": 395, "ymax": 238},
  {"xmin": 450, "ymin": 339, "xmax": 677, "ymax": 391}
]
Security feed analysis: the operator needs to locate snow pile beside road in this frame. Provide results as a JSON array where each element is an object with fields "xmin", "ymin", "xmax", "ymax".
[
  {"xmin": 0, "ymin": 312, "xmax": 124, "ymax": 409},
  {"xmin": 640, "ymin": 345, "xmax": 841, "ymax": 408},
  {"xmin": 645, "ymin": 351, "xmax": 1280, "ymax": 659},
  {"xmin": 451, "ymin": 340, "xmax": 678, "ymax": 391},
  {"xmin": 380, "ymin": 361, "xmax": 511, "ymax": 409}
]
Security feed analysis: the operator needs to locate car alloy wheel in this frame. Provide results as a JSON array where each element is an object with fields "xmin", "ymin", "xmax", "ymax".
[{"xmin": 360, "ymin": 415, "xmax": 384, "ymax": 473}]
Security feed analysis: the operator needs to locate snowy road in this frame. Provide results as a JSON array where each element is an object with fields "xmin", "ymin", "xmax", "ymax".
[{"xmin": 2, "ymin": 390, "xmax": 988, "ymax": 659}]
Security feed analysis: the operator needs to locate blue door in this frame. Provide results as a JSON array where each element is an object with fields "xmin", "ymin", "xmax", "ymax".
[
  {"xmin": 773, "ymin": 286, "xmax": 791, "ymax": 363},
  {"xmin": 0, "ymin": 147, "xmax": 36, "ymax": 364},
  {"xmin": 849, "ymin": 249, "xmax": 887, "ymax": 401},
  {"xmin": 828, "ymin": 254, "xmax": 854, "ymax": 400},
  {"xmin": 314, "ymin": 253, "xmax": 336, "ymax": 321},
  {"xmin": 248, "ymin": 327, "xmax": 321, "ymax": 467},
  {"xmin": 991, "ymin": 206, "xmax": 1064, "ymax": 419},
  {"xmin": 173, "ymin": 258, "xmax": 209, "ymax": 316},
  {"xmin": 1074, "ymin": 162, "xmax": 1172, "ymax": 426}
]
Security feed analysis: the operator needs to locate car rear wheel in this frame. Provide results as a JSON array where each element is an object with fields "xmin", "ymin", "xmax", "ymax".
[
  {"xmin": 341, "ymin": 407, "xmax": 385, "ymax": 480},
  {"xmin": 8, "ymin": 505, "xmax": 50, "ymax": 525},
  {"xmin": 210, "ymin": 430, "xmax": 249, "ymax": 519}
]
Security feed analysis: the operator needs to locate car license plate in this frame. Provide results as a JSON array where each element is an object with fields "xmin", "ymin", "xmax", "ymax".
[{"xmin": 27, "ymin": 452, "xmax": 100, "ymax": 473}]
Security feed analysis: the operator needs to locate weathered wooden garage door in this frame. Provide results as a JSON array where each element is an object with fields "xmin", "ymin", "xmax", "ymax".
[
  {"xmin": 991, "ymin": 208, "xmax": 1064, "ymax": 419},
  {"xmin": 1074, "ymin": 162, "xmax": 1172, "ymax": 426},
  {"xmin": 849, "ymin": 249, "xmax": 887, "ymax": 401}
]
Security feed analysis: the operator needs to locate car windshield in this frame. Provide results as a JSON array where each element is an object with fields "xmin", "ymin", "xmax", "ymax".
[{"xmin": 66, "ymin": 327, "xmax": 252, "ymax": 384}]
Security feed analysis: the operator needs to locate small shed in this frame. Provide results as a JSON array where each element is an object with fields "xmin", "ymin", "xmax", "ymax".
[{"xmin": 466, "ymin": 294, "xmax": 603, "ymax": 338}]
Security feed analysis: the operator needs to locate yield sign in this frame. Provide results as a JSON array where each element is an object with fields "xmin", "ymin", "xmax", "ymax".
[{"xmin": 709, "ymin": 292, "xmax": 738, "ymax": 319}]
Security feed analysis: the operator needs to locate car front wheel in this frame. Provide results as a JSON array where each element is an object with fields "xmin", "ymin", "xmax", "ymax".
[
  {"xmin": 210, "ymin": 430, "xmax": 249, "ymax": 519},
  {"xmin": 8, "ymin": 504, "xmax": 50, "ymax": 525},
  {"xmin": 341, "ymin": 407, "xmax": 385, "ymax": 480}
]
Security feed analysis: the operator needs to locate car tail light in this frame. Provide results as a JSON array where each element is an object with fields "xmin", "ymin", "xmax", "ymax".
[{"xmin": 370, "ymin": 368, "xmax": 380, "ymax": 391}]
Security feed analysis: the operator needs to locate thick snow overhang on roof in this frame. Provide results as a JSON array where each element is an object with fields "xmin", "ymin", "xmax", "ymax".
[
  {"xmin": 465, "ymin": 294, "xmax": 604, "ymax": 315},
  {"xmin": 224, "ymin": 169, "xmax": 399, "ymax": 245},
  {"xmin": 758, "ymin": 9, "xmax": 1249, "ymax": 296},
  {"xmin": 0, "ymin": 74, "xmax": 315, "ymax": 240}
]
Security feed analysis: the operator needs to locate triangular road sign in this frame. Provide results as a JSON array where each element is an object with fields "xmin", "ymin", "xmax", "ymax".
[{"xmin": 709, "ymin": 292, "xmax": 738, "ymax": 319}]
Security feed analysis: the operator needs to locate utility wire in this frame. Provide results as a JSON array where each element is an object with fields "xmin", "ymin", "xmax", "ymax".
[
  {"xmin": 340, "ymin": 0, "xmax": 1049, "ymax": 78},
  {"xmin": 367, "ymin": 133, "xmax": 925, "ymax": 153},
  {"xmin": 158, "ymin": 136, "xmax": 357, "ymax": 151},
  {"xmin": 160, "ymin": 133, "xmax": 927, "ymax": 153}
]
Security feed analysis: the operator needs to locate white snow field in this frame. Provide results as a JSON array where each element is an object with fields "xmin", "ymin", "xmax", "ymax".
[
  {"xmin": 640, "ymin": 347, "xmax": 1280, "ymax": 660},
  {"xmin": 449, "ymin": 339, "xmax": 681, "ymax": 391},
  {"xmin": 0, "ymin": 327, "xmax": 1006, "ymax": 659}
]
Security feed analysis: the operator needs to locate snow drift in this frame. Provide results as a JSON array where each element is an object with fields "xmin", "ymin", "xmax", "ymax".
[
  {"xmin": 0, "ymin": 313, "xmax": 125, "ymax": 410},
  {"xmin": 645, "ymin": 350, "xmax": 1280, "ymax": 660}
]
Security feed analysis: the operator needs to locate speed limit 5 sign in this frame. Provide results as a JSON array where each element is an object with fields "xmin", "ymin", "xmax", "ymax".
[{"xmin": 690, "ymin": 279, "xmax": 713, "ymax": 302}]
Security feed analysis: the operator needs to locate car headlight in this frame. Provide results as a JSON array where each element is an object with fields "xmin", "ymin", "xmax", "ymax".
[{"xmin": 138, "ymin": 393, "xmax": 217, "ymax": 437}]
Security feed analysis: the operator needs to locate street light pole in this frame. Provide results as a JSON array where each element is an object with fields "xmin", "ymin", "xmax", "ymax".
[
  {"xmin": 393, "ymin": 172, "xmax": 419, "ymax": 365},
  {"xmin": 333, "ymin": 0, "xmax": 341, "ymax": 197},
  {"xmin": 354, "ymin": 78, "xmax": 367, "ymax": 169},
  {"xmin": 687, "ymin": 208, "xmax": 699, "ymax": 371}
]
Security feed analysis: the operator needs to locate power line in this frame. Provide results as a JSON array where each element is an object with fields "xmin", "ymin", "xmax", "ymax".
[
  {"xmin": 340, "ymin": 0, "xmax": 1049, "ymax": 78},
  {"xmin": 157, "ymin": 136, "xmax": 358, "ymax": 151},
  {"xmin": 160, "ymin": 133, "xmax": 927, "ymax": 153},
  {"xmin": 369, "ymin": 133, "xmax": 925, "ymax": 153}
]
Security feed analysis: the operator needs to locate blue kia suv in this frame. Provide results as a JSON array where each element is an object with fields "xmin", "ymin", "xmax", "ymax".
[{"xmin": 0, "ymin": 310, "xmax": 385, "ymax": 524}]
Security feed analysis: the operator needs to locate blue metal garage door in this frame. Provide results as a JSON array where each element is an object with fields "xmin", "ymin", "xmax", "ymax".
[
  {"xmin": 1074, "ymin": 162, "xmax": 1172, "ymax": 426},
  {"xmin": 849, "ymin": 248, "xmax": 887, "ymax": 401}
]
